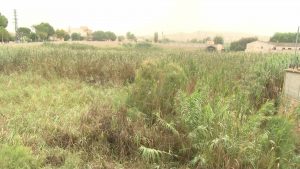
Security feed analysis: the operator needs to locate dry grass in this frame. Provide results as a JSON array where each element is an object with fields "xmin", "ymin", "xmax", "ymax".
[{"xmin": 0, "ymin": 44, "xmax": 299, "ymax": 168}]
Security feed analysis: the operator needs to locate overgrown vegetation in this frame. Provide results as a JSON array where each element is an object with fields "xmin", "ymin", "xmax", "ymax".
[
  {"xmin": 270, "ymin": 32, "xmax": 299, "ymax": 43},
  {"xmin": 230, "ymin": 37, "xmax": 258, "ymax": 51},
  {"xmin": 0, "ymin": 43, "xmax": 299, "ymax": 168}
]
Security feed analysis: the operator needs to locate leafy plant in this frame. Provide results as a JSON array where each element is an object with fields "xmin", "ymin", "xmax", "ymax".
[{"xmin": 0, "ymin": 144, "xmax": 39, "ymax": 169}]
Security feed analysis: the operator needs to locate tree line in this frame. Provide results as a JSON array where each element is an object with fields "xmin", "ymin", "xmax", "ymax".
[
  {"xmin": 17, "ymin": 23, "xmax": 136, "ymax": 42},
  {"xmin": 0, "ymin": 12, "xmax": 137, "ymax": 43}
]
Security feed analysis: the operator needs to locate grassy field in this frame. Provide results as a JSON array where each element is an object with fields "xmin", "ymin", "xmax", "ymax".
[{"xmin": 0, "ymin": 43, "xmax": 299, "ymax": 169}]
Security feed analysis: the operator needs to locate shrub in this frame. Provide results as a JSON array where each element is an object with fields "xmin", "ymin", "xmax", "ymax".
[
  {"xmin": 128, "ymin": 60, "xmax": 187, "ymax": 120},
  {"xmin": 230, "ymin": 37, "xmax": 257, "ymax": 51},
  {"xmin": 71, "ymin": 33, "xmax": 82, "ymax": 41},
  {"xmin": 0, "ymin": 144, "xmax": 39, "ymax": 169},
  {"xmin": 80, "ymin": 105, "xmax": 137, "ymax": 157},
  {"xmin": 135, "ymin": 42, "xmax": 153, "ymax": 49}
]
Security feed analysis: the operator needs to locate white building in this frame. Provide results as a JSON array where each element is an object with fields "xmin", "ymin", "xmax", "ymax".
[{"xmin": 245, "ymin": 41, "xmax": 300, "ymax": 53}]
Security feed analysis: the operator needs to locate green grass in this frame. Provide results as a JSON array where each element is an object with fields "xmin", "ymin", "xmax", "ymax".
[{"xmin": 0, "ymin": 43, "xmax": 299, "ymax": 168}]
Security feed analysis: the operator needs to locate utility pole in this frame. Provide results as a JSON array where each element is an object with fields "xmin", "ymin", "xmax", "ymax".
[{"xmin": 14, "ymin": 9, "xmax": 19, "ymax": 42}]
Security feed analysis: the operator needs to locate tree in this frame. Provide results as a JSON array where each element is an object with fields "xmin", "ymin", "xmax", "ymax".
[
  {"xmin": 203, "ymin": 37, "xmax": 211, "ymax": 43},
  {"xmin": 55, "ymin": 29, "xmax": 68, "ymax": 40},
  {"xmin": 92, "ymin": 31, "xmax": 107, "ymax": 41},
  {"xmin": 0, "ymin": 27, "xmax": 10, "ymax": 42},
  {"xmin": 64, "ymin": 34, "xmax": 70, "ymax": 41},
  {"xmin": 0, "ymin": 13, "xmax": 8, "ymax": 28},
  {"xmin": 71, "ymin": 33, "xmax": 82, "ymax": 41},
  {"xmin": 154, "ymin": 32, "xmax": 158, "ymax": 43},
  {"xmin": 230, "ymin": 37, "xmax": 257, "ymax": 51},
  {"xmin": 0, "ymin": 13, "xmax": 9, "ymax": 43},
  {"xmin": 105, "ymin": 31, "xmax": 117, "ymax": 41},
  {"xmin": 190, "ymin": 38, "xmax": 198, "ymax": 43},
  {"xmin": 29, "ymin": 32, "xmax": 38, "ymax": 42},
  {"xmin": 126, "ymin": 32, "xmax": 137, "ymax": 41},
  {"xmin": 270, "ymin": 32, "xmax": 298, "ymax": 43},
  {"xmin": 213, "ymin": 36, "xmax": 224, "ymax": 44},
  {"xmin": 33, "ymin": 23, "xmax": 55, "ymax": 41},
  {"xmin": 17, "ymin": 27, "xmax": 31, "ymax": 42},
  {"xmin": 118, "ymin": 35, "xmax": 125, "ymax": 42}
]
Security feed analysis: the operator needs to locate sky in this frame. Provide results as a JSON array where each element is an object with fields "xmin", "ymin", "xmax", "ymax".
[{"xmin": 0, "ymin": 0, "xmax": 299, "ymax": 36}]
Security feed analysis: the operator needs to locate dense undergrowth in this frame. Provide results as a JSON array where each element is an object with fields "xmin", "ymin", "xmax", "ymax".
[{"xmin": 0, "ymin": 43, "xmax": 299, "ymax": 168}]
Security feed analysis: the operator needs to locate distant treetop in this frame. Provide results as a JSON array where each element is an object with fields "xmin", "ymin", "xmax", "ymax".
[
  {"xmin": 33, "ymin": 23, "xmax": 55, "ymax": 41},
  {"xmin": 92, "ymin": 31, "xmax": 117, "ymax": 41},
  {"xmin": 126, "ymin": 32, "xmax": 137, "ymax": 41},
  {"xmin": 230, "ymin": 37, "xmax": 258, "ymax": 51},
  {"xmin": 270, "ymin": 32, "xmax": 298, "ymax": 43},
  {"xmin": 213, "ymin": 36, "xmax": 224, "ymax": 44},
  {"xmin": 0, "ymin": 13, "xmax": 8, "ymax": 28}
]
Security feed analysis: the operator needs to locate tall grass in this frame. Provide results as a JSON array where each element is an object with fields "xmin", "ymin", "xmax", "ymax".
[{"xmin": 0, "ymin": 43, "xmax": 299, "ymax": 168}]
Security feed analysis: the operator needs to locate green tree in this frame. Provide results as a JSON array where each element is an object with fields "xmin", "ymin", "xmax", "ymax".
[
  {"xmin": 213, "ymin": 36, "xmax": 224, "ymax": 44},
  {"xmin": 230, "ymin": 37, "xmax": 257, "ymax": 51},
  {"xmin": 29, "ymin": 32, "xmax": 38, "ymax": 42},
  {"xmin": 17, "ymin": 27, "xmax": 31, "ymax": 42},
  {"xmin": 270, "ymin": 32, "xmax": 298, "ymax": 43},
  {"xmin": 105, "ymin": 31, "xmax": 117, "ymax": 41},
  {"xmin": 118, "ymin": 35, "xmax": 125, "ymax": 42},
  {"xmin": 203, "ymin": 37, "xmax": 211, "ymax": 43},
  {"xmin": 0, "ymin": 13, "xmax": 8, "ymax": 28},
  {"xmin": 33, "ymin": 22, "xmax": 55, "ymax": 41},
  {"xmin": 0, "ymin": 13, "xmax": 9, "ymax": 42},
  {"xmin": 71, "ymin": 33, "xmax": 82, "ymax": 41},
  {"xmin": 154, "ymin": 32, "xmax": 158, "ymax": 43},
  {"xmin": 55, "ymin": 29, "xmax": 68, "ymax": 40},
  {"xmin": 64, "ymin": 34, "xmax": 70, "ymax": 41},
  {"xmin": 92, "ymin": 31, "xmax": 107, "ymax": 41},
  {"xmin": 126, "ymin": 32, "xmax": 137, "ymax": 41},
  {"xmin": 0, "ymin": 27, "xmax": 10, "ymax": 42},
  {"xmin": 190, "ymin": 38, "xmax": 198, "ymax": 43}
]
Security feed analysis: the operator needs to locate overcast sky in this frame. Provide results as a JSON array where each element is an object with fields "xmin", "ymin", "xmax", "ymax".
[{"xmin": 0, "ymin": 0, "xmax": 299, "ymax": 36}]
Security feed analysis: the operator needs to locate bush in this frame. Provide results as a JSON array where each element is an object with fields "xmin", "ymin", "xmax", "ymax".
[
  {"xmin": 270, "ymin": 32, "xmax": 298, "ymax": 43},
  {"xmin": 230, "ymin": 37, "xmax": 257, "ymax": 51},
  {"xmin": 71, "ymin": 33, "xmax": 82, "ymax": 41},
  {"xmin": 80, "ymin": 105, "xmax": 137, "ymax": 157},
  {"xmin": 0, "ymin": 144, "xmax": 39, "ymax": 169},
  {"xmin": 128, "ymin": 60, "xmax": 187, "ymax": 121},
  {"xmin": 92, "ymin": 31, "xmax": 117, "ymax": 41},
  {"xmin": 135, "ymin": 42, "xmax": 153, "ymax": 49}
]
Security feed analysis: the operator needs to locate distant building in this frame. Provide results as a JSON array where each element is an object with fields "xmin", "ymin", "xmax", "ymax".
[
  {"xmin": 245, "ymin": 41, "xmax": 300, "ymax": 53},
  {"xmin": 205, "ymin": 40, "xmax": 224, "ymax": 51},
  {"xmin": 67, "ymin": 26, "xmax": 92, "ymax": 40},
  {"xmin": 206, "ymin": 40, "xmax": 214, "ymax": 45}
]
